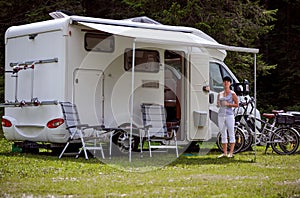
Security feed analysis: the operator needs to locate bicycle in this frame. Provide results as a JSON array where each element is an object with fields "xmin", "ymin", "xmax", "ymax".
[
  {"xmin": 235, "ymin": 97, "xmax": 278, "ymax": 152},
  {"xmin": 286, "ymin": 111, "xmax": 300, "ymax": 134},
  {"xmin": 235, "ymin": 98, "xmax": 300, "ymax": 155}
]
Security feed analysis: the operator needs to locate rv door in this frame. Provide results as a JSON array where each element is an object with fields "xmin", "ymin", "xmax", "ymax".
[
  {"xmin": 188, "ymin": 53, "xmax": 210, "ymax": 141},
  {"xmin": 73, "ymin": 68, "xmax": 104, "ymax": 125}
]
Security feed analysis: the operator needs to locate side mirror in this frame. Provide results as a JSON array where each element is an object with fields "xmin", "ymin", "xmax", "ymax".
[
  {"xmin": 243, "ymin": 79, "xmax": 250, "ymax": 95},
  {"xmin": 232, "ymin": 79, "xmax": 250, "ymax": 96},
  {"xmin": 209, "ymin": 93, "xmax": 214, "ymax": 104}
]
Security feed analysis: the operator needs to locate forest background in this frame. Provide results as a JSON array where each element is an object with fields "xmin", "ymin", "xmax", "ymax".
[{"xmin": 0, "ymin": 0, "xmax": 299, "ymax": 114}]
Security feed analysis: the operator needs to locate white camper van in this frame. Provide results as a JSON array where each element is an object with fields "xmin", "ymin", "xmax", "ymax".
[{"xmin": 2, "ymin": 12, "xmax": 259, "ymax": 153}]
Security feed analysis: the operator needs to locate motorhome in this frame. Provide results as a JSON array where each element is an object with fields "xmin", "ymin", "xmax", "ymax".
[{"xmin": 1, "ymin": 11, "xmax": 259, "ymax": 153}]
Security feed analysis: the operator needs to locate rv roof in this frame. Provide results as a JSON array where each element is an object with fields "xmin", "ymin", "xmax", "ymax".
[
  {"xmin": 70, "ymin": 15, "xmax": 258, "ymax": 53},
  {"xmin": 78, "ymin": 21, "xmax": 223, "ymax": 49},
  {"xmin": 5, "ymin": 12, "xmax": 258, "ymax": 54},
  {"xmin": 5, "ymin": 17, "xmax": 70, "ymax": 41},
  {"xmin": 70, "ymin": 15, "xmax": 219, "ymax": 43}
]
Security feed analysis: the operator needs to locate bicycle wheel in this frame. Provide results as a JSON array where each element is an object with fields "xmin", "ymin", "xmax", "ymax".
[
  {"xmin": 270, "ymin": 127, "xmax": 299, "ymax": 155},
  {"xmin": 237, "ymin": 124, "xmax": 254, "ymax": 152},
  {"xmin": 216, "ymin": 127, "xmax": 245, "ymax": 154},
  {"xmin": 234, "ymin": 127, "xmax": 246, "ymax": 153},
  {"xmin": 216, "ymin": 132, "xmax": 223, "ymax": 152}
]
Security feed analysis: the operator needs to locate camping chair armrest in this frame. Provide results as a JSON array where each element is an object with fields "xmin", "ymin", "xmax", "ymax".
[
  {"xmin": 102, "ymin": 127, "xmax": 123, "ymax": 134},
  {"xmin": 144, "ymin": 124, "xmax": 152, "ymax": 130},
  {"xmin": 84, "ymin": 125, "xmax": 105, "ymax": 130},
  {"xmin": 66, "ymin": 124, "xmax": 89, "ymax": 129},
  {"xmin": 104, "ymin": 127, "xmax": 124, "ymax": 131}
]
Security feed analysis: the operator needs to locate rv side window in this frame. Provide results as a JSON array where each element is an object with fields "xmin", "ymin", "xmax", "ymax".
[
  {"xmin": 209, "ymin": 62, "xmax": 224, "ymax": 93},
  {"xmin": 124, "ymin": 49, "xmax": 160, "ymax": 73},
  {"xmin": 85, "ymin": 33, "xmax": 114, "ymax": 52}
]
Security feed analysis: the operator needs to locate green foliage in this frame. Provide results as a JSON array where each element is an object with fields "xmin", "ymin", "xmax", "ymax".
[
  {"xmin": 0, "ymin": 0, "xmax": 299, "ymax": 112},
  {"xmin": 258, "ymin": 0, "xmax": 300, "ymax": 111},
  {"xmin": 226, "ymin": 53, "xmax": 276, "ymax": 83},
  {"xmin": 158, "ymin": 0, "xmax": 277, "ymax": 46}
]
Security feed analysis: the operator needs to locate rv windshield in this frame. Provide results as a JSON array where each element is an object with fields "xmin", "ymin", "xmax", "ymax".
[{"xmin": 209, "ymin": 62, "xmax": 236, "ymax": 93}]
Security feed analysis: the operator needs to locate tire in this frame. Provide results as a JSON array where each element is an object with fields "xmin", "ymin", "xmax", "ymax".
[
  {"xmin": 216, "ymin": 127, "xmax": 245, "ymax": 154},
  {"xmin": 239, "ymin": 124, "xmax": 254, "ymax": 152},
  {"xmin": 216, "ymin": 132, "xmax": 223, "ymax": 152},
  {"xmin": 270, "ymin": 127, "xmax": 299, "ymax": 155},
  {"xmin": 111, "ymin": 130, "xmax": 140, "ymax": 156}
]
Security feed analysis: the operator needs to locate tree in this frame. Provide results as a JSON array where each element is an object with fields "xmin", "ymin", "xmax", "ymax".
[
  {"xmin": 161, "ymin": 1, "xmax": 276, "ymax": 84},
  {"xmin": 260, "ymin": 0, "xmax": 300, "ymax": 111}
]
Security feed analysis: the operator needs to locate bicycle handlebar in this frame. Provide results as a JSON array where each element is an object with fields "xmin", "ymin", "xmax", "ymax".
[{"xmin": 237, "ymin": 97, "xmax": 255, "ymax": 115}]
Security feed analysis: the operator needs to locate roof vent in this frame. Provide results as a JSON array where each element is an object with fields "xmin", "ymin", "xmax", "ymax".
[
  {"xmin": 49, "ymin": 10, "xmax": 73, "ymax": 19},
  {"xmin": 123, "ymin": 16, "xmax": 162, "ymax": 25}
]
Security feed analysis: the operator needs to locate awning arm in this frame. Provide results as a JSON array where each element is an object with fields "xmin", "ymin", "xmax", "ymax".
[
  {"xmin": 129, "ymin": 40, "xmax": 136, "ymax": 162},
  {"xmin": 213, "ymin": 44, "xmax": 259, "ymax": 54},
  {"xmin": 254, "ymin": 53, "xmax": 257, "ymax": 161},
  {"xmin": 135, "ymin": 37, "xmax": 259, "ymax": 54}
]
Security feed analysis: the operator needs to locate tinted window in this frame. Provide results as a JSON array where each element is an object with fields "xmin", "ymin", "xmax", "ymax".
[
  {"xmin": 85, "ymin": 33, "xmax": 114, "ymax": 52},
  {"xmin": 124, "ymin": 49, "xmax": 160, "ymax": 73},
  {"xmin": 209, "ymin": 62, "xmax": 223, "ymax": 93}
]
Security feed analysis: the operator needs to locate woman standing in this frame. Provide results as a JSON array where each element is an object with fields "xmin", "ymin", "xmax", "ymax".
[{"xmin": 217, "ymin": 76, "xmax": 239, "ymax": 158}]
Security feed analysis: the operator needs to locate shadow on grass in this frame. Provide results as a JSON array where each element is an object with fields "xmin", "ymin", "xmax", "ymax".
[
  {"xmin": 0, "ymin": 149, "xmax": 256, "ymax": 174},
  {"xmin": 168, "ymin": 150, "xmax": 257, "ymax": 166},
  {"xmin": 1, "ymin": 137, "xmax": 298, "ymax": 171},
  {"xmin": 172, "ymin": 155, "xmax": 255, "ymax": 166}
]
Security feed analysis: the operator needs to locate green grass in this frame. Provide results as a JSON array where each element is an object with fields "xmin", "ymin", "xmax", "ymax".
[{"xmin": 0, "ymin": 137, "xmax": 300, "ymax": 197}]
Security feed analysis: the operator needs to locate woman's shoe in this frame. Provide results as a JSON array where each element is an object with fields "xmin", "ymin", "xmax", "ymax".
[
  {"xmin": 218, "ymin": 153, "xmax": 226, "ymax": 158},
  {"xmin": 227, "ymin": 153, "xmax": 234, "ymax": 158}
]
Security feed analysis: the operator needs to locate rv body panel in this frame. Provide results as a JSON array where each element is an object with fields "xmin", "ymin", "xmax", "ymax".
[
  {"xmin": 3, "ymin": 105, "xmax": 67, "ymax": 143},
  {"xmin": 188, "ymin": 53, "xmax": 210, "ymax": 140},
  {"xmin": 2, "ymin": 14, "xmax": 259, "ymax": 147},
  {"xmin": 5, "ymin": 31, "xmax": 67, "ymax": 102},
  {"xmin": 4, "ymin": 20, "xmax": 69, "ymax": 143}
]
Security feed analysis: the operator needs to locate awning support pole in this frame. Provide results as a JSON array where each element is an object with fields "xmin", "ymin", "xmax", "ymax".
[
  {"xmin": 254, "ymin": 53, "xmax": 257, "ymax": 162},
  {"xmin": 129, "ymin": 40, "xmax": 136, "ymax": 162}
]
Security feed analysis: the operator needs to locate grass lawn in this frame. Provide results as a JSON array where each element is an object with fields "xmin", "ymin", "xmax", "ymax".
[{"xmin": 0, "ymin": 137, "xmax": 299, "ymax": 197}]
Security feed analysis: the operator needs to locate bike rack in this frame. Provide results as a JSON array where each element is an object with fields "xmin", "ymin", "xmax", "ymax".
[{"xmin": 1, "ymin": 58, "xmax": 59, "ymax": 108}]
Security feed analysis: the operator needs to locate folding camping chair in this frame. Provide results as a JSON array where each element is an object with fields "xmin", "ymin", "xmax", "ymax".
[
  {"xmin": 141, "ymin": 103, "xmax": 179, "ymax": 157},
  {"xmin": 58, "ymin": 102, "xmax": 108, "ymax": 160}
]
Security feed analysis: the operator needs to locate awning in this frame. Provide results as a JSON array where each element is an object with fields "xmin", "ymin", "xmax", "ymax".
[{"xmin": 78, "ymin": 21, "xmax": 258, "ymax": 54}]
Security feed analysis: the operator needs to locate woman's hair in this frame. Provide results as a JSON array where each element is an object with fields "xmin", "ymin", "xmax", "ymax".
[{"xmin": 223, "ymin": 76, "xmax": 232, "ymax": 83}]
